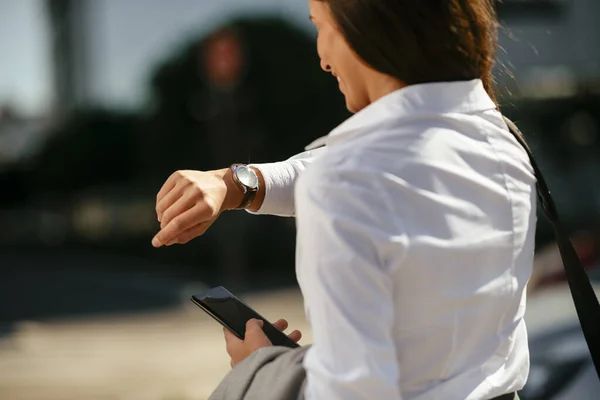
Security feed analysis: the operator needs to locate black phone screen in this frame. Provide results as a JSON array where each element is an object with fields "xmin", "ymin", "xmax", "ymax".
[{"xmin": 191, "ymin": 286, "xmax": 299, "ymax": 348}]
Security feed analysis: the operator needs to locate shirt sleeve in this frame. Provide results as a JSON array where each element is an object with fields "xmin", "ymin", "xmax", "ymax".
[
  {"xmin": 295, "ymin": 166, "xmax": 406, "ymax": 400},
  {"xmin": 248, "ymin": 147, "xmax": 326, "ymax": 217}
]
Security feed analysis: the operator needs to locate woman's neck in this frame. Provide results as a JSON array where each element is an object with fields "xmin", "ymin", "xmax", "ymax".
[{"xmin": 367, "ymin": 73, "xmax": 406, "ymax": 104}]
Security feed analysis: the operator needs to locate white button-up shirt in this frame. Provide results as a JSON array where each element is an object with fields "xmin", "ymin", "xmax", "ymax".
[{"xmin": 251, "ymin": 79, "xmax": 536, "ymax": 400}]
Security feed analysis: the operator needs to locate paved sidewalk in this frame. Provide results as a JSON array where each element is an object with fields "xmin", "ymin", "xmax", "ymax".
[{"xmin": 0, "ymin": 288, "xmax": 311, "ymax": 400}]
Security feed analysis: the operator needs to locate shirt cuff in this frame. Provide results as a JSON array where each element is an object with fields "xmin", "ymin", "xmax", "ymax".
[{"xmin": 247, "ymin": 161, "xmax": 298, "ymax": 217}]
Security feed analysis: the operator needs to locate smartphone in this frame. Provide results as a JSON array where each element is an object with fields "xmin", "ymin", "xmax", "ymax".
[{"xmin": 190, "ymin": 286, "xmax": 300, "ymax": 348}]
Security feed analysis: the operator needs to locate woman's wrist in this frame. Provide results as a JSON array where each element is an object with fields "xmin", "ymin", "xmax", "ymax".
[{"xmin": 216, "ymin": 168, "xmax": 244, "ymax": 211}]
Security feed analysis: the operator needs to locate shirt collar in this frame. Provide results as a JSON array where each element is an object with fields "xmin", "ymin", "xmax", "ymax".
[{"xmin": 305, "ymin": 79, "xmax": 497, "ymax": 150}]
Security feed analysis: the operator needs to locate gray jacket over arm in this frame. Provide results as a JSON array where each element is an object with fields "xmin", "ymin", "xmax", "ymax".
[{"xmin": 208, "ymin": 346, "xmax": 309, "ymax": 400}]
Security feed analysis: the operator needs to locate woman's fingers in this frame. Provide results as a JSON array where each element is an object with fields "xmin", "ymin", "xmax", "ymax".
[
  {"xmin": 156, "ymin": 171, "xmax": 181, "ymax": 203},
  {"xmin": 273, "ymin": 319, "xmax": 289, "ymax": 331},
  {"xmin": 156, "ymin": 181, "xmax": 184, "ymax": 222},
  {"xmin": 153, "ymin": 204, "xmax": 209, "ymax": 247},
  {"xmin": 272, "ymin": 319, "xmax": 302, "ymax": 343},
  {"xmin": 288, "ymin": 330, "xmax": 302, "ymax": 343},
  {"xmin": 170, "ymin": 221, "xmax": 212, "ymax": 245},
  {"xmin": 153, "ymin": 170, "xmax": 229, "ymax": 248},
  {"xmin": 156, "ymin": 172, "xmax": 187, "ymax": 219},
  {"xmin": 160, "ymin": 192, "xmax": 197, "ymax": 229}
]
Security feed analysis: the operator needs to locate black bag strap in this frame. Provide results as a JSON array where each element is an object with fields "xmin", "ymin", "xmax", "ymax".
[{"xmin": 504, "ymin": 116, "xmax": 600, "ymax": 379}]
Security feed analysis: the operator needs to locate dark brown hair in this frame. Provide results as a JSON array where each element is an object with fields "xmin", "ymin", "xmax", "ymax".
[{"xmin": 319, "ymin": 0, "xmax": 499, "ymax": 103}]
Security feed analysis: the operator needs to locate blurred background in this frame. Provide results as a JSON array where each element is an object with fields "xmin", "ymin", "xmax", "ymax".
[{"xmin": 0, "ymin": 0, "xmax": 599, "ymax": 399}]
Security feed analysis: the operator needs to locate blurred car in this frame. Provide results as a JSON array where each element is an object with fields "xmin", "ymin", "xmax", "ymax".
[
  {"xmin": 521, "ymin": 283, "xmax": 600, "ymax": 399},
  {"xmin": 530, "ymin": 230, "xmax": 600, "ymax": 294}
]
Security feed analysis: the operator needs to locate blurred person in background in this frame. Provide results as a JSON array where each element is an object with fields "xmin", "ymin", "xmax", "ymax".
[
  {"xmin": 145, "ymin": 17, "xmax": 347, "ymax": 177},
  {"xmin": 194, "ymin": 27, "xmax": 257, "ymax": 287},
  {"xmin": 145, "ymin": 18, "xmax": 347, "ymax": 286},
  {"xmin": 153, "ymin": 1, "xmax": 535, "ymax": 399}
]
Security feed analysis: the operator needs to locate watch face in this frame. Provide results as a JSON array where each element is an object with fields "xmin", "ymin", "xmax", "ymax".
[{"xmin": 236, "ymin": 166, "xmax": 258, "ymax": 189}]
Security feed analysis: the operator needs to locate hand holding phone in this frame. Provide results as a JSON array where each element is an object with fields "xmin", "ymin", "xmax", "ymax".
[{"xmin": 190, "ymin": 286, "xmax": 301, "ymax": 348}]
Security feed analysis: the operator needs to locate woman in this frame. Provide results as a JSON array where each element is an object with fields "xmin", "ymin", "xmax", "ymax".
[{"xmin": 153, "ymin": 1, "xmax": 535, "ymax": 399}]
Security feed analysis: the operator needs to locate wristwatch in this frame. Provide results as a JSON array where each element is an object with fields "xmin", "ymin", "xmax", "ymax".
[{"xmin": 230, "ymin": 163, "xmax": 259, "ymax": 209}]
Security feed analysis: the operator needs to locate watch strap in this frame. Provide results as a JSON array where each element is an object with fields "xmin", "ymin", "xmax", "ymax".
[
  {"xmin": 230, "ymin": 164, "xmax": 259, "ymax": 210},
  {"xmin": 237, "ymin": 189, "xmax": 257, "ymax": 210}
]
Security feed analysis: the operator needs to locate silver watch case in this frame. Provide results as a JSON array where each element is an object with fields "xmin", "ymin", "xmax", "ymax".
[{"xmin": 231, "ymin": 164, "xmax": 259, "ymax": 193}]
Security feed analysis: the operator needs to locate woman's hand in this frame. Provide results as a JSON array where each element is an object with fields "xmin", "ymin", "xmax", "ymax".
[
  {"xmin": 152, "ymin": 168, "xmax": 242, "ymax": 247},
  {"xmin": 224, "ymin": 318, "xmax": 302, "ymax": 368}
]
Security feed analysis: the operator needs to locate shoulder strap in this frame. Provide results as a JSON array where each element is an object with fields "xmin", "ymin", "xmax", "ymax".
[{"xmin": 504, "ymin": 116, "xmax": 600, "ymax": 379}]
